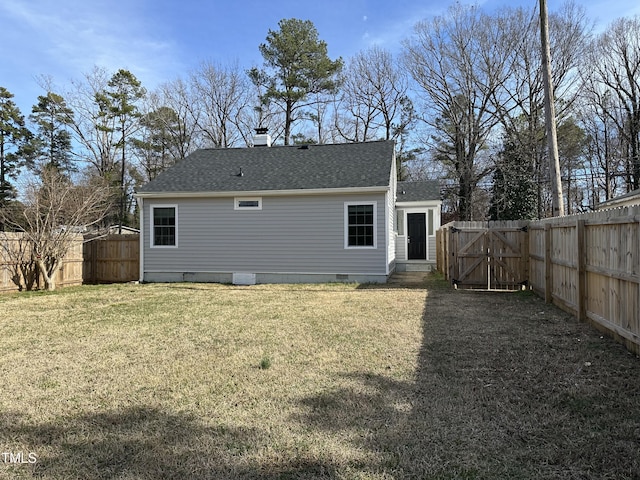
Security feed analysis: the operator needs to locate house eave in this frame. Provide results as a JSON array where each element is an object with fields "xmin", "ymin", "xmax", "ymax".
[
  {"xmin": 135, "ymin": 185, "xmax": 390, "ymax": 199},
  {"xmin": 597, "ymin": 198, "xmax": 640, "ymax": 210},
  {"xmin": 395, "ymin": 200, "xmax": 442, "ymax": 208}
]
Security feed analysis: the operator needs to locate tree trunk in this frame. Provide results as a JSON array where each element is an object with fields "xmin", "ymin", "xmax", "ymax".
[
  {"xmin": 458, "ymin": 177, "xmax": 474, "ymax": 221},
  {"xmin": 36, "ymin": 258, "xmax": 60, "ymax": 291},
  {"xmin": 119, "ymin": 127, "xmax": 126, "ymax": 234},
  {"xmin": 631, "ymin": 117, "xmax": 640, "ymax": 190},
  {"xmin": 284, "ymin": 99, "xmax": 293, "ymax": 146}
]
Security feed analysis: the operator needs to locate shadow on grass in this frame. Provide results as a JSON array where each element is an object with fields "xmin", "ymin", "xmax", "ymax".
[
  {"xmin": 0, "ymin": 406, "xmax": 336, "ymax": 479},
  {"xmin": 296, "ymin": 281, "xmax": 640, "ymax": 479},
  {"xmin": 357, "ymin": 271, "xmax": 451, "ymax": 291}
]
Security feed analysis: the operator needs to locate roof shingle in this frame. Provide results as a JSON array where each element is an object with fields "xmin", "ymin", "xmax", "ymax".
[
  {"xmin": 396, "ymin": 180, "xmax": 440, "ymax": 202},
  {"xmin": 137, "ymin": 141, "xmax": 395, "ymax": 194}
]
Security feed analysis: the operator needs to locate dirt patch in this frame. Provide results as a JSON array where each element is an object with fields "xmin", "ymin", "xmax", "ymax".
[{"xmin": 386, "ymin": 271, "xmax": 432, "ymax": 287}]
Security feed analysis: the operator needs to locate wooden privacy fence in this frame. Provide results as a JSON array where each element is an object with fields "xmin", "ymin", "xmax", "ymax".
[
  {"xmin": 0, "ymin": 233, "xmax": 84, "ymax": 293},
  {"xmin": 436, "ymin": 220, "xmax": 529, "ymax": 290},
  {"xmin": 437, "ymin": 205, "xmax": 640, "ymax": 354},
  {"xmin": 0, "ymin": 233, "xmax": 139, "ymax": 293},
  {"xmin": 83, "ymin": 234, "xmax": 139, "ymax": 284}
]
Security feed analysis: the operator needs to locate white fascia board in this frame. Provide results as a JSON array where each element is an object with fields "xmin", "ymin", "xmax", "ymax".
[
  {"xmin": 395, "ymin": 200, "xmax": 442, "ymax": 208},
  {"xmin": 598, "ymin": 197, "xmax": 640, "ymax": 209},
  {"xmin": 135, "ymin": 185, "xmax": 390, "ymax": 199}
]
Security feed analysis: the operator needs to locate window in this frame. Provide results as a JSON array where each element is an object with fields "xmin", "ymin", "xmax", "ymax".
[
  {"xmin": 234, "ymin": 197, "xmax": 262, "ymax": 210},
  {"xmin": 396, "ymin": 209, "xmax": 405, "ymax": 235},
  {"xmin": 345, "ymin": 202, "xmax": 377, "ymax": 248},
  {"xmin": 151, "ymin": 206, "xmax": 177, "ymax": 247},
  {"xmin": 428, "ymin": 209, "xmax": 434, "ymax": 236}
]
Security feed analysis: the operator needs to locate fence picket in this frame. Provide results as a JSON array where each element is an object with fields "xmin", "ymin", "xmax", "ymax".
[
  {"xmin": 437, "ymin": 205, "xmax": 640, "ymax": 354},
  {"xmin": 1, "ymin": 233, "xmax": 140, "ymax": 292}
]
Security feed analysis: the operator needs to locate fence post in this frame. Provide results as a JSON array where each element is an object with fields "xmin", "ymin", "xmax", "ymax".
[
  {"xmin": 443, "ymin": 227, "xmax": 449, "ymax": 279},
  {"xmin": 91, "ymin": 240, "xmax": 98, "ymax": 284},
  {"xmin": 576, "ymin": 219, "xmax": 586, "ymax": 322},
  {"xmin": 544, "ymin": 223, "xmax": 552, "ymax": 303},
  {"xmin": 436, "ymin": 229, "xmax": 441, "ymax": 274},
  {"xmin": 523, "ymin": 222, "xmax": 530, "ymax": 289},
  {"xmin": 448, "ymin": 226, "xmax": 456, "ymax": 285}
]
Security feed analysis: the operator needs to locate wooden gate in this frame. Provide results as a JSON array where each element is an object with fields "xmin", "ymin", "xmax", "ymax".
[{"xmin": 445, "ymin": 222, "xmax": 529, "ymax": 290}]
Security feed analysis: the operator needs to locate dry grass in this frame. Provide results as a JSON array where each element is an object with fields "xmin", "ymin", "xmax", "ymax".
[{"xmin": 1, "ymin": 276, "xmax": 640, "ymax": 479}]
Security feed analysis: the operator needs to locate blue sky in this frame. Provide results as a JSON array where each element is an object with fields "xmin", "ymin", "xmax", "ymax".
[{"xmin": 1, "ymin": 0, "xmax": 639, "ymax": 117}]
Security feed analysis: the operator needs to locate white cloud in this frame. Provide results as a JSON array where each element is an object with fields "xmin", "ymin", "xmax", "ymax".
[
  {"xmin": 0, "ymin": 0, "xmax": 180, "ymax": 90},
  {"xmin": 360, "ymin": 6, "xmax": 444, "ymax": 52}
]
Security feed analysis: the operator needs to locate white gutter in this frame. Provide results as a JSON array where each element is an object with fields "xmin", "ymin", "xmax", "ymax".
[{"xmin": 134, "ymin": 185, "xmax": 389, "ymax": 199}]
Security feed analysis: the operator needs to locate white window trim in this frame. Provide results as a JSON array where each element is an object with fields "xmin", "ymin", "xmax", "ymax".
[
  {"xmin": 396, "ymin": 208, "xmax": 405, "ymax": 236},
  {"xmin": 344, "ymin": 201, "xmax": 377, "ymax": 249},
  {"xmin": 150, "ymin": 204, "xmax": 178, "ymax": 248},
  {"xmin": 234, "ymin": 197, "xmax": 262, "ymax": 210}
]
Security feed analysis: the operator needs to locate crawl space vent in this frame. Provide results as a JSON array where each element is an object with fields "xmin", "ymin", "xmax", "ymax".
[{"xmin": 233, "ymin": 272, "xmax": 256, "ymax": 285}]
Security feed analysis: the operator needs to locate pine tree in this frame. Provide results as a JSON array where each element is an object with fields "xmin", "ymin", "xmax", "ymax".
[
  {"xmin": 29, "ymin": 92, "xmax": 75, "ymax": 176},
  {"xmin": 0, "ymin": 87, "xmax": 30, "ymax": 207},
  {"xmin": 248, "ymin": 19, "xmax": 342, "ymax": 145},
  {"xmin": 489, "ymin": 133, "xmax": 538, "ymax": 220},
  {"xmin": 95, "ymin": 70, "xmax": 146, "ymax": 230}
]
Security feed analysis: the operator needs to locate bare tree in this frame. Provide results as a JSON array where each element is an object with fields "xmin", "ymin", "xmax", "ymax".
[
  {"xmin": 151, "ymin": 79, "xmax": 198, "ymax": 158},
  {"xmin": 335, "ymin": 46, "xmax": 413, "ymax": 143},
  {"xmin": 403, "ymin": 5, "xmax": 516, "ymax": 220},
  {"xmin": 0, "ymin": 229, "xmax": 38, "ymax": 291},
  {"xmin": 65, "ymin": 67, "xmax": 119, "ymax": 177},
  {"xmin": 132, "ymin": 83, "xmax": 198, "ymax": 183},
  {"xmin": 493, "ymin": 3, "xmax": 589, "ymax": 218},
  {"xmin": 583, "ymin": 16, "xmax": 640, "ymax": 191},
  {"xmin": 577, "ymin": 87, "xmax": 627, "ymax": 205},
  {"xmin": 189, "ymin": 61, "xmax": 253, "ymax": 148},
  {"xmin": 0, "ymin": 170, "xmax": 111, "ymax": 291}
]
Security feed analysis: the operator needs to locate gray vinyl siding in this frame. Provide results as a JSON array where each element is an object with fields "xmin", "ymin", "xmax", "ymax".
[
  {"xmin": 386, "ymin": 189, "xmax": 395, "ymax": 273},
  {"xmin": 428, "ymin": 236, "xmax": 436, "ymax": 261},
  {"xmin": 143, "ymin": 192, "xmax": 389, "ymax": 277},
  {"xmin": 394, "ymin": 235, "xmax": 436, "ymax": 261},
  {"xmin": 396, "ymin": 236, "xmax": 407, "ymax": 260}
]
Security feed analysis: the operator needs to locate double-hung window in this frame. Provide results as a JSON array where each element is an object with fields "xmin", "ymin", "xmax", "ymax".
[
  {"xmin": 151, "ymin": 205, "xmax": 177, "ymax": 247},
  {"xmin": 345, "ymin": 202, "xmax": 376, "ymax": 248}
]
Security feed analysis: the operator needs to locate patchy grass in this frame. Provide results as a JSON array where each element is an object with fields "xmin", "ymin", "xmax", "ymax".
[
  {"xmin": 0, "ymin": 281, "xmax": 425, "ymax": 479},
  {"xmin": 1, "ymin": 277, "xmax": 639, "ymax": 479}
]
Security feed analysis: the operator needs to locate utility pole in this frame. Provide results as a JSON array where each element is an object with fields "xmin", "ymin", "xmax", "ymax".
[{"xmin": 540, "ymin": 0, "xmax": 565, "ymax": 217}]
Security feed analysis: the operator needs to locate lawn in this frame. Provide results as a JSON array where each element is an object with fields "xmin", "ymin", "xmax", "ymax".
[{"xmin": 1, "ymin": 276, "xmax": 640, "ymax": 479}]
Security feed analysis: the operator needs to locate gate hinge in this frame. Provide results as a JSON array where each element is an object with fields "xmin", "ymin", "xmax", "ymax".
[
  {"xmin": 520, "ymin": 226, "xmax": 529, "ymax": 233},
  {"xmin": 451, "ymin": 226, "xmax": 460, "ymax": 233}
]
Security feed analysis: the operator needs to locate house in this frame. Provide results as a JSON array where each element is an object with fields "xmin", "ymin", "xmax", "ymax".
[
  {"xmin": 597, "ymin": 188, "xmax": 640, "ymax": 210},
  {"xmin": 395, "ymin": 180, "xmax": 442, "ymax": 270},
  {"xmin": 135, "ymin": 134, "xmax": 441, "ymax": 285},
  {"xmin": 107, "ymin": 225, "xmax": 140, "ymax": 235}
]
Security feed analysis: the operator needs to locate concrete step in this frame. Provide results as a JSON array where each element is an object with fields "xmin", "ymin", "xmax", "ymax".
[{"xmin": 395, "ymin": 263, "xmax": 434, "ymax": 272}]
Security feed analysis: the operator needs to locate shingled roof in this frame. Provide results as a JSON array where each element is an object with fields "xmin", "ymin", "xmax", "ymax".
[
  {"xmin": 137, "ymin": 140, "xmax": 395, "ymax": 194},
  {"xmin": 396, "ymin": 180, "xmax": 440, "ymax": 202}
]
